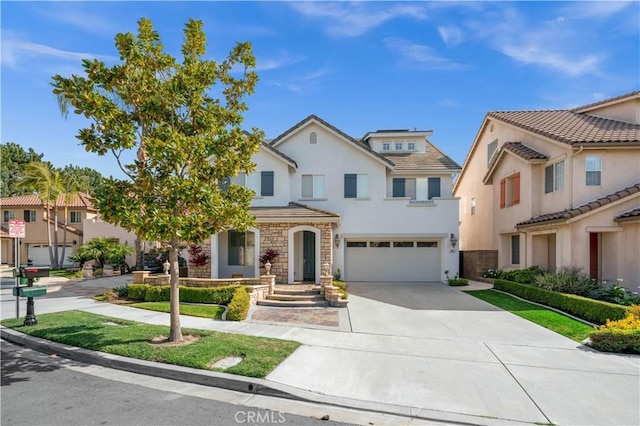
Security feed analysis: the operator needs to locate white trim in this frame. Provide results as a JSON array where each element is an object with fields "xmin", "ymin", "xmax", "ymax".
[{"xmin": 287, "ymin": 225, "xmax": 322, "ymax": 284}]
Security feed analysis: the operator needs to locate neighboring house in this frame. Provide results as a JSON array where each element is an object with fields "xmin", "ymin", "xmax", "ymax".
[
  {"xmin": 202, "ymin": 115, "xmax": 461, "ymax": 284},
  {"xmin": 453, "ymin": 91, "xmax": 640, "ymax": 292},
  {"xmin": 82, "ymin": 215, "xmax": 138, "ymax": 267},
  {"xmin": 0, "ymin": 193, "xmax": 98, "ymax": 267}
]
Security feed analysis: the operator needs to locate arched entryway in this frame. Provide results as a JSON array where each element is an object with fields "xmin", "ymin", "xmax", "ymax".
[
  {"xmin": 288, "ymin": 225, "xmax": 321, "ymax": 284},
  {"xmin": 210, "ymin": 227, "xmax": 260, "ymax": 279}
]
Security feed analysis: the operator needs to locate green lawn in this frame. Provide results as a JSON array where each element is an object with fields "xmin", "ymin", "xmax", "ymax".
[
  {"xmin": 467, "ymin": 290, "xmax": 595, "ymax": 342},
  {"xmin": 49, "ymin": 269, "xmax": 83, "ymax": 279},
  {"xmin": 1, "ymin": 311, "xmax": 300, "ymax": 378},
  {"xmin": 131, "ymin": 302, "xmax": 225, "ymax": 320}
]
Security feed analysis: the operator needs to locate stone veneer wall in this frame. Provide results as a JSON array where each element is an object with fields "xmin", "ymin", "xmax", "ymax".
[
  {"xmin": 190, "ymin": 222, "xmax": 333, "ymax": 284},
  {"xmin": 187, "ymin": 243, "xmax": 212, "ymax": 279},
  {"xmin": 461, "ymin": 250, "xmax": 498, "ymax": 279}
]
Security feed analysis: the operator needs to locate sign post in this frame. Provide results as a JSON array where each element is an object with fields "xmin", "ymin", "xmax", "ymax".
[{"xmin": 9, "ymin": 219, "xmax": 26, "ymax": 319}]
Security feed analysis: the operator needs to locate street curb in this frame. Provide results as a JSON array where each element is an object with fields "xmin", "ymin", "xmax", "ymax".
[{"xmin": 0, "ymin": 326, "xmax": 302, "ymax": 401}]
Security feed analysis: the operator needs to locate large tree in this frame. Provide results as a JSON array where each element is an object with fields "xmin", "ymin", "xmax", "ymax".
[
  {"xmin": 1, "ymin": 143, "xmax": 47, "ymax": 197},
  {"xmin": 52, "ymin": 18, "xmax": 262, "ymax": 341}
]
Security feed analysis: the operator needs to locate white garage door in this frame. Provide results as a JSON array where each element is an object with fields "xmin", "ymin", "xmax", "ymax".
[
  {"xmin": 345, "ymin": 240, "xmax": 441, "ymax": 282},
  {"xmin": 28, "ymin": 245, "xmax": 74, "ymax": 267}
]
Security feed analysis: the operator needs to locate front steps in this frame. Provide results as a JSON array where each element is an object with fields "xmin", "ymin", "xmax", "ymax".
[{"xmin": 257, "ymin": 285, "xmax": 329, "ymax": 307}]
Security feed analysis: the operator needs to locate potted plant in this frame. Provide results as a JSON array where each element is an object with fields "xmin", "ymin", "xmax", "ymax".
[{"xmin": 259, "ymin": 248, "xmax": 279, "ymax": 275}]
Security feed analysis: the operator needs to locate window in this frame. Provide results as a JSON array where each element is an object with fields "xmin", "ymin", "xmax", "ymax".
[
  {"xmin": 394, "ymin": 178, "xmax": 438, "ymax": 200},
  {"xmin": 586, "ymin": 155, "xmax": 601, "ymax": 186},
  {"xmin": 3, "ymin": 210, "xmax": 15, "ymax": 222},
  {"xmin": 23, "ymin": 210, "xmax": 36, "ymax": 222},
  {"xmin": 500, "ymin": 172, "xmax": 520, "ymax": 208},
  {"xmin": 369, "ymin": 241, "xmax": 390, "ymax": 248},
  {"xmin": 417, "ymin": 241, "xmax": 438, "ymax": 247},
  {"xmin": 310, "ymin": 132, "xmax": 317, "ymax": 144},
  {"xmin": 302, "ymin": 174, "xmax": 325, "ymax": 198},
  {"xmin": 393, "ymin": 242, "xmax": 414, "ymax": 248},
  {"xmin": 487, "ymin": 139, "xmax": 498, "ymax": 166},
  {"xmin": 382, "ymin": 142, "xmax": 390, "ymax": 151},
  {"xmin": 227, "ymin": 171, "xmax": 274, "ymax": 196},
  {"xmin": 407, "ymin": 142, "xmax": 416, "ymax": 151},
  {"xmin": 395, "ymin": 142, "xmax": 403, "ymax": 151},
  {"xmin": 471, "ymin": 197, "xmax": 476, "ymax": 216},
  {"xmin": 545, "ymin": 161, "xmax": 564, "ymax": 193},
  {"xmin": 346, "ymin": 241, "xmax": 366, "ymax": 248},
  {"xmin": 344, "ymin": 174, "xmax": 368, "ymax": 198},
  {"xmin": 228, "ymin": 231, "xmax": 255, "ymax": 266},
  {"xmin": 511, "ymin": 235, "xmax": 520, "ymax": 265},
  {"xmin": 70, "ymin": 211, "xmax": 82, "ymax": 223},
  {"xmin": 392, "ymin": 178, "xmax": 415, "ymax": 199}
]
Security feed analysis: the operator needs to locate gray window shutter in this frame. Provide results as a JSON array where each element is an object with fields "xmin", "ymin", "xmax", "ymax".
[
  {"xmin": 302, "ymin": 175, "xmax": 313, "ymax": 198},
  {"xmin": 344, "ymin": 174, "xmax": 357, "ymax": 198},
  {"xmin": 261, "ymin": 171, "xmax": 274, "ymax": 196},
  {"xmin": 544, "ymin": 165, "xmax": 554, "ymax": 193},
  {"xmin": 393, "ymin": 178, "xmax": 405, "ymax": 197},
  {"xmin": 428, "ymin": 177, "xmax": 441, "ymax": 199}
]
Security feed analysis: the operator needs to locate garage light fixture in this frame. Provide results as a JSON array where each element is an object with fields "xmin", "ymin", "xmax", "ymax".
[
  {"xmin": 450, "ymin": 233, "xmax": 458, "ymax": 249},
  {"xmin": 334, "ymin": 233, "xmax": 340, "ymax": 248}
]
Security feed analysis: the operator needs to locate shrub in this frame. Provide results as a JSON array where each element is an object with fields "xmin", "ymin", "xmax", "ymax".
[
  {"xmin": 494, "ymin": 279, "xmax": 628, "ymax": 325},
  {"xmin": 332, "ymin": 280, "xmax": 346, "ymax": 290},
  {"xmin": 589, "ymin": 306, "xmax": 640, "ymax": 354},
  {"xmin": 448, "ymin": 278, "xmax": 469, "ymax": 286},
  {"xmin": 483, "ymin": 269, "xmax": 504, "ymax": 279},
  {"xmin": 501, "ymin": 266, "xmax": 545, "ymax": 284},
  {"xmin": 145, "ymin": 285, "xmax": 171, "ymax": 302},
  {"xmin": 337, "ymin": 288, "xmax": 348, "ymax": 299},
  {"xmin": 113, "ymin": 286, "xmax": 129, "ymax": 298},
  {"xmin": 127, "ymin": 284, "xmax": 149, "ymax": 300},
  {"xmin": 179, "ymin": 285, "xmax": 239, "ymax": 305},
  {"xmin": 533, "ymin": 266, "xmax": 598, "ymax": 296},
  {"xmin": 592, "ymin": 283, "xmax": 640, "ymax": 306},
  {"xmin": 226, "ymin": 287, "xmax": 250, "ymax": 321},
  {"xmin": 102, "ymin": 289, "xmax": 119, "ymax": 302}
]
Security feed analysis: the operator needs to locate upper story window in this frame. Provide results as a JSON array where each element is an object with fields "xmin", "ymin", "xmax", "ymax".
[
  {"xmin": 344, "ymin": 174, "xmax": 368, "ymax": 198},
  {"xmin": 407, "ymin": 142, "xmax": 416, "ymax": 151},
  {"xmin": 470, "ymin": 197, "xmax": 476, "ymax": 215},
  {"xmin": 586, "ymin": 155, "xmax": 601, "ymax": 186},
  {"xmin": 227, "ymin": 171, "xmax": 274, "ymax": 197},
  {"xmin": 302, "ymin": 174, "xmax": 325, "ymax": 199},
  {"xmin": 395, "ymin": 142, "xmax": 403, "ymax": 151},
  {"xmin": 24, "ymin": 210, "xmax": 36, "ymax": 222},
  {"xmin": 500, "ymin": 172, "xmax": 520, "ymax": 208},
  {"xmin": 2, "ymin": 210, "xmax": 15, "ymax": 223},
  {"xmin": 310, "ymin": 132, "xmax": 317, "ymax": 144},
  {"xmin": 487, "ymin": 139, "xmax": 498, "ymax": 166},
  {"xmin": 382, "ymin": 142, "xmax": 390, "ymax": 151},
  {"xmin": 392, "ymin": 177, "xmax": 440, "ymax": 200},
  {"xmin": 545, "ymin": 160, "xmax": 564, "ymax": 194},
  {"xmin": 70, "ymin": 211, "xmax": 82, "ymax": 224}
]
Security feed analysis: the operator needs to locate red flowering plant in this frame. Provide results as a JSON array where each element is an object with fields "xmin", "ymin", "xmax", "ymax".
[{"xmin": 259, "ymin": 248, "xmax": 279, "ymax": 268}]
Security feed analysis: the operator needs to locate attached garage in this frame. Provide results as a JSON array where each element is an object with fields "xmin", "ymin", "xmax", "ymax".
[
  {"xmin": 345, "ymin": 239, "xmax": 442, "ymax": 282},
  {"xmin": 28, "ymin": 244, "xmax": 74, "ymax": 267}
]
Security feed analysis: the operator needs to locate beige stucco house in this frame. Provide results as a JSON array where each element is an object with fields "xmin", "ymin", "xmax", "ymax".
[
  {"xmin": 1, "ymin": 193, "xmax": 98, "ymax": 267},
  {"xmin": 453, "ymin": 91, "xmax": 640, "ymax": 292}
]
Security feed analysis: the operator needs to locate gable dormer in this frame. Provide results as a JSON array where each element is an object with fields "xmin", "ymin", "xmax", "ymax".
[
  {"xmin": 362, "ymin": 129, "xmax": 433, "ymax": 154},
  {"xmin": 572, "ymin": 90, "xmax": 640, "ymax": 124}
]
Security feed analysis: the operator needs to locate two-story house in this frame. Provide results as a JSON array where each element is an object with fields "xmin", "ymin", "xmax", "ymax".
[
  {"xmin": 0, "ymin": 193, "xmax": 97, "ymax": 267},
  {"xmin": 203, "ymin": 115, "xmax": 461, "ymax": 284},
  {"xmin": 453, "ymin": 91, "xmax": 640, "ymax": 292}
]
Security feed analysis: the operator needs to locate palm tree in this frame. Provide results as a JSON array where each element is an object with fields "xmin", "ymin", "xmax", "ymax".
[{"xmin": 59, "ymin": 173, "xmax": 81, "ymax": 269}]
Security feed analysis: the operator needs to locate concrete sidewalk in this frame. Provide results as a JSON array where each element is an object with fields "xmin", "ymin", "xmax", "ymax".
[{"xmin": 1, "ymin": 275, "xmax": 639, "ymax": 425}]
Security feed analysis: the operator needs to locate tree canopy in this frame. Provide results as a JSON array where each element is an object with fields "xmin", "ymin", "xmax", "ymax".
[
  {"xmin": 1, "ymin": 143, "xmax": 46, "ymax": 197},
  {"xmin": 51, "ymin": 18, "xmax": 263, "ymax": 341}
]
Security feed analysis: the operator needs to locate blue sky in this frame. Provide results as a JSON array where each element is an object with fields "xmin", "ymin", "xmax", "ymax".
[{"xmin": 2, "ymin": 1, "xmax": 639, "ymax": 179}]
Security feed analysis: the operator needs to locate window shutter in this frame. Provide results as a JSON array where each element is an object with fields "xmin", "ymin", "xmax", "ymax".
[
  {"xmin": 513, "ymin": 173, "xmax": 520, "ymax": 205},
  {"xmin": 261, "ymin": 171, "xmax": 274, "ymax": 196},
  {"xmin": 344, "ymin": 174, "xmax": 357, "ymax": 198},
  {"xmin": 545, "ymin": 165, "xmax": 554, "ymax": 193},
  {"xmin": 428, "ymin": 178, "xmax": 441, "ymax": 199},
  {"xmin": 392, "ymin": 178, "xmax": 405, "ymax": 197},
  {"xmin": 302, "ymin": 175, "xmax": 313, "ymax": 198},
  {"xmin": 500, "ymin": 178, "xmax": 506, "ymax": 208}
]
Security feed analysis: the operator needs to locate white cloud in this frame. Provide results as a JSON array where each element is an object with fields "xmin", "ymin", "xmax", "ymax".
[
  {"xmin": 255, "ymin": 51, "xmax": 305, "ymax": 72},
  {"xmin": 36, "ymin": 5, "xmax": 115, "ymax": 36},
  {"xmin": 500, "ymin": 44, "xmax": 601, "ymax": 77},
  {"xmin": 1, "ymin": 31, "xmax": 115, "ymax": 69},
  {"xmin": 560, "ymin": 1, "xmax": 634, "ymax": 20},
  {"xmin": 384, "ymin": 38, "xmax": 466, "ymax": 71},
  {"xmin": 437, "ymin": 25, "xmax": 463, "ymax": 47},
  {"xmin": 289, "ymin": 2, "xmax": 427, "ymax": 37}
]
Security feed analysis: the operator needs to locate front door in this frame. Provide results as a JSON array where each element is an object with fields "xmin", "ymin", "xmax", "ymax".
[
  {"xmin": 589, "ymin": 232, "xmax": 599, "ymax": 281},
  {"xmin": 303, "ymin": 231, "xmax": 315, "ymax": 281}
]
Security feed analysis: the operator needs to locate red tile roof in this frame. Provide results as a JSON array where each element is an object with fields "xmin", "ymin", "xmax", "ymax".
[
  {"xmin": 251, "ymin": 202, "xmax": 339, "ymax": 223},
  {"xmin": 517, "ymin": 183, "xmax": 640, "ymax": 228},
  {"xmin": 572, "ymin": 90, "xmax": 640, "ymax": 112},
  {"xmin": 487, "ymin": 110, "xmax": 640, "ymax": 146},
  {"xmin": 615, "ymin": 207, "xmax": 640, "ymax": 222},
  {"xmin": 502, "ymin": 142, "xmax": 548, "ymax": 161},
  {"xmin": 0, "ymin": 193, "xmax": 96, "ymax": 210}
]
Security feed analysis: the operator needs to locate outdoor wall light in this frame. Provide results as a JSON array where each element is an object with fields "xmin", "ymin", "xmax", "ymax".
[
  {"xmin": 450, "ymin": 233, "xmax": 458, "ymax": 249},
  {"xmin": 334, "ymin": 233, "xmax": 340, "ymax": 248}
]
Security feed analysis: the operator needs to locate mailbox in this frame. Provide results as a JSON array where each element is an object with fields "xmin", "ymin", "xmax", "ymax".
[
  {"xmin": 13, "ymin": 286, "xmax": 47, "ymax": 298},
  {"xmin": 19, "ymin": 267, "xmax": 50, "ymax": 279}
]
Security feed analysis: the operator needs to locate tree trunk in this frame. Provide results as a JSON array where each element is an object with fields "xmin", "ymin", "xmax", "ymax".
[
  {"xmin": 59, "ymin": 206, "xmax": 68, "ymax": 269},
  {"xmin": 168, "ymin": 238, "xmax": 183, "ymax": 342},
  {"xmin": 45, "ymin": 203, "xmax": 55, "ymax": 268},
  {"xmin": 135, "ymin": 237, "xmax": 144, "ymax": 271},
  {"xmin": 52, "ymin": 206, "xmax": 60, "ymax": 268}
]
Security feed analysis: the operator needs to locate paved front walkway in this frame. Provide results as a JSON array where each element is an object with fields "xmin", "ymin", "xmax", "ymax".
[{"xmin": 1, "ymin": 275, "xmax": 638, "ymax": 425}]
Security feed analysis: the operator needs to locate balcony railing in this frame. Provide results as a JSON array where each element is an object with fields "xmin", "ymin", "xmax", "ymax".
[{"xmin": 408, "ymin": 199, "xmax": 435, "ymax": 206}]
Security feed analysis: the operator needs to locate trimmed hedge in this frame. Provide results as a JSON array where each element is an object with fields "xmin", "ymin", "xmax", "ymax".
[
  {"xmin": 125, "ymin": 284, "xmax": 240, "ymax": 305},
  {"xmin": 226, "ymin": 287, "xmax": 250, "ymax": 321},
  {"xmin": 588, "ymin": 329, "xmax": 640, "ymax": 354},
  {"xmin": 493, "ymin": 279, "xmax": 628, "ymax": 325},
  {"xmin": 448, "ymin": 278, "xmax": 469, "ymax": 286}
]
